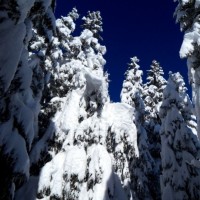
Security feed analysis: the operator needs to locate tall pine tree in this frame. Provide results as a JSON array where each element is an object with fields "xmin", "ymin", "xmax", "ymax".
[
  {"xmin": 174, "ymin": 0, "xmax": 200, "ymax": 138},
  {"xmin": 0, "ymin": 1, "xmax": 56, "ymax": 199},
  {"xmin": 160, "ymin": 72, "xmax": 200, "ymax": 200},
  {"xmin": 121, "ymin": 57, "xmax": 154, "ymax": 200},
  {"xmin": 82, "ymin": 11, "xmax": 103, "ymax": 40},
  {"xmin": 20, "ymin": 11, "xmax": 114, "ymax": 200},
  {"xmin": 142, "ymin": 60, "xmax": 166, "ymax": 199}
]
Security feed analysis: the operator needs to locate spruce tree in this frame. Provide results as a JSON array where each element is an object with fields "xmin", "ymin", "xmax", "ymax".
[
  {"xmin": 104, "ymin": 102, "xmax": 139, "ymax": 200},
  {"xmin": 23, "ymin": 8, "xmax": 80, "ymax": 183},
  {"xmin": 143, "ymin": 60, "xmax": 166, "ymax": 161},
  {"xmin": 160, "ymin": 72, "xmax": 200, "ymax": 200},
  {"xmin": 142, "ymin": 60, "xmax": 166, "ymax": 199},
  {"xmin": 121, "ymin": 57, "xmax": 143, "ymax": 106},
  {"xmin": 174, "ymin": 0, "xmax": 200, "ymax": 138},
  {"xmin": 30, "ymin": 11, "xmax": 114, "ymax": 200},
  {"xmin": 27, "ymin": 10, "xmax": 140, "ymax": 200},
  {"xmin": 0, "ymin": 1, "xmax": 35, "ymax": 199},
  {"xmin": 121, "ymin": 57, "xmax": 154, "ymax": 200},
  {"xmin": 0, "ymin": 0, "xmax": 56, "ymax": 199},
  {"xmin": 82, "ymin": 11, "xmax": 103, "ymax": 40}
]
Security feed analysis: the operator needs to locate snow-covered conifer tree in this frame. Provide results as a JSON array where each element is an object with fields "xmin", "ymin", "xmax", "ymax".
[
  {"xmin": 56, "ymin": 8, "xmax": 79, "ymax": 59},
  {"xmin": 121, "ymin": 57, "xmax": 154, "ymax": 200},
  {"xmin": 24, "ymin": 8, "xmax": 80, "ymax": 181},
  {"xmin": 35, "ymin": 12, "xmax": 108, "ymax": 200},
  {"xmin": 160, "ymin": 72, "xmax": 200, "ymax": 200},
  {"xmin": 82, "ymin": 11, "xmax": 103, "ymax": 40},
  {"xmin": 142, "ymin": 60, "xmax": 166, "ymax": 198},
  {"xmin": 25, "ymin": 9, "xmax": 139, "ymax": 200},
  {"xmin": 144, "ymin": 60, "xmax": 166, "ymax": 115},
  {"xmin": 143, "ymin": 60, "xmax": 166, "ymax": 161},
  {"xmin": 174, "ymin": 0, "xmax": 200, "ymax": 137},
  {"xmin": 14, "ymin": 10, "xmax": 139, "ymax": 200},
  {"xmin": 121, "ymin": 57, "xmax": 143, "ymax": 105},
  {"xmin": 0, "ymin": 0, "xmax": 56, "ymax": 199},
  {"xmin": 0, "ymin": 1, "xmax": 37, "ymax": 199}
]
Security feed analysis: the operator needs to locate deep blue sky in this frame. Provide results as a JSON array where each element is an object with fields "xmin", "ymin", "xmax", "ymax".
[{"xmin": 55, "ymin": 0, "xmax": 188, "ymax": 102}]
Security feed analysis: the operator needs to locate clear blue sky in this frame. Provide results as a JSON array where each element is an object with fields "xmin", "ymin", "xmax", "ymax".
[{"xmin": 55, "ymin": 0, "xmax": 188, "ymax": 102}]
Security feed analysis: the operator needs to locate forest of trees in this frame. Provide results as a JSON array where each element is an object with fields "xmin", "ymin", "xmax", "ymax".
[{"xmin": 1, "ymin": 0, "xmax": 200, "ymax": 200}]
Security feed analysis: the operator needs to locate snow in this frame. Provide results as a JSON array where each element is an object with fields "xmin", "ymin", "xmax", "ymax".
[
  {"xmin": 121, "ymin": 56, "xmax": 143, "ymax": 106},
  {"xmin": 80, "ymin": 29, "xmax": 93, "ymax": 40},
  {"xmin": 161, "ymin": 183, "xmax": 174, "ymax": 200},
  {"xmin": 175, "ymin": 0, "xmax": 200, "ymax": 139},
  {"xmin": 5, "ymin": 5, "xmax": 196, "ymax": 200},
  {"xmin": 113, "ymin": 174, "xmax": 127, "ymax": 199},
  {"xmin": 0, "ymin": 21, "xmax": 25, "ymax": 92},
  {"xmin": 87, "ymin": 144, "xmax": 113, "ymax": 200},
  {"xmin": 160, "ymin": 72, "xmax": 200, "ymax": 200},
  {"xmin": 195, "ymin": 0, "xmax": 200, "ymax": 8},
  {"xmin": 38, "ymin": 151, "xmax": 65, "ymax": 197},
  {"xmin": 17, "ymin": 0, "xmax": 35, "ymax": 23},
  {"xmin": 30, "ymin": 122, "xmax": 55, "ymax": 164},
  {"xmin": 102, "ymin": 103, "xmax": 138, "ymax": 155},
  {"xmin": 180, "ymin": 32, "xmax": 195, "ymax": 58},
  {"xmin": 181, "ymin": 0, "xmax": 190, "ymax": 6},
  {"xmin": 56, "ymin": 90, "xmax": 82, "ymax": 134},
  {"xmin": 3, "ymin": 2, "xmax": 200, "ymax": 199},
  {"xmin": 12, "ymin": 94, "xmax": 35, "ymax": 149},
  {"xmin": 25, "ymin": 13, "xmax": 115, "ymax": 199},
  {"xmin": 64, "ymin": 146, "xmax": 87, "ymax": 181},
  {"xmin": 41, "ymin": 0, "xmax": 52, "ymax": 12},
  {"xmin": 32, "ymin": 24, "xmax": 139, "ymax": 197},
  {"xmin": 15, "ymin": 176, "xmax": 39, "ymax": 200},
  {"xmin": 188, "ymin": 159, "xmax": 200, "ymax": 168},
  {"xmin": 56, "ymin": 18, "xmax": 71, "ymax": 36},
  {"xmin": 190, "ymin": 65, "xmax": 200, "ymax": 138},
  {"xmin": 0, "ymin": 120, "xmax": 30, "ymax": 177}
]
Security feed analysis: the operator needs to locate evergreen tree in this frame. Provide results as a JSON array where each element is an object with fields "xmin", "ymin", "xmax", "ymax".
[
  {"xmin": 22, "ymin": 8, "xmax": 80, "ymax": 183},
  {"xmin": 142, "ymin": 60, "xmax": 166, "ymax": 199},
  {"xmin": 121, "ymin": 57, "xmax": 154, "ymax": 200},
  {"xmin": 82, "ymin": 11, "xmax": 103, "ymax": 40},
  {"xmin": 0, "ymin": 1, "xmax": 36, "ymax": 199},
  {"xmin": 22, "ymin": 11, "xmax": 114, "ymax": 200},
  {"xmin": 56, "ymin": 8, "xmax": 79, "ymax": 59},
  {"xmin": 104, "ymin": 102, "xmax": 139, "ymax": 200},
  {"xmin": 0, "ymin": 0, "xmax": 56, "ymax": 199},
  {"xmin": 144, "ymin": 60, "xmax": 166, "ymax": 111},
  {"xmin": 174, "ymin": 0, "xmax": 200, "ymax": 137},
  {"xmin": 25, "ymin": 10, "xmax": 140, "ymax": 200},
  {"xmin": 160, "ymin": 72, "xmax": 200, "ymax": 200},
  {"xmin": 121, "ymin": 57, "xmax": 143, "ymax": 105},
  {"xmin": 143, "ymin": 60, "xmax": 166, "ymax": 160}
]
